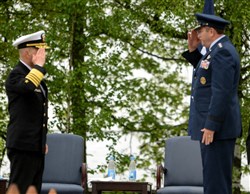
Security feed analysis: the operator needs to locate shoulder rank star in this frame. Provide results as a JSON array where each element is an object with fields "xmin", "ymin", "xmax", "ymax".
[
  {"xmin": 218, "ymin": 43, "xmax": 223, "ymax": 48},
  {"xmin": 200, "ymin": 59, "xmax": 210, "ymax": 70}
]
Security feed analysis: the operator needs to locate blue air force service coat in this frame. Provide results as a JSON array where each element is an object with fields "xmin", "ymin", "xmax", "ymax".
[
  {"xmin": 182, "ymin": 36, "xmax": 242, "ymax": 140},
  {"xmin": 5, "ymin": 61, "xmax": 48, "ymax": 154}
]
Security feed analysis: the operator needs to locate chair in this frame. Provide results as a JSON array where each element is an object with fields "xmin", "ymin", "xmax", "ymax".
[
  {"xmin": 156, "ymin": 136, "xmax": 203, "ymax": 194},
  {"xmin": 41, "ymin": 133, "xmax": 87, "ymax": 194}
]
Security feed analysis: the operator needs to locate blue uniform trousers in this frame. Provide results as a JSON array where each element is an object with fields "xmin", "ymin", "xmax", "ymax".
[{"xmin": 200, "ymin": 139, "xmax": 236, "ymax": 194}]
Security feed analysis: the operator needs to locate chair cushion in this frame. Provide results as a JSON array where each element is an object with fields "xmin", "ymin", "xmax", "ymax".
[
  {"xmin": 42, "ymin": 133, "xmax": 84, "ymax": 185},
  {"xmin": 157, "ymin": 186, "xmax": 203, "ymax": 194},
  {"xmin": 41, "ymin": 183, "xmax": 84, "ymax": 194},
  {"xmin": 164, "ymin": 136, "xmax": 203, "ymax": 186}
]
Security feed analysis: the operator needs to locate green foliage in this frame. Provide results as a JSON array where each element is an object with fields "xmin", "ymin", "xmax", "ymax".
[{"xmin": 0, "ymin": 0, "xmax": 250, "ymax": 191}]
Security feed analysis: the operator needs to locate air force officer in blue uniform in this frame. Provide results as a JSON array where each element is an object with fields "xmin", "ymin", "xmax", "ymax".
[{"xmin": 182, "ymin": 13, "xmax": 242, "ymax": 194}]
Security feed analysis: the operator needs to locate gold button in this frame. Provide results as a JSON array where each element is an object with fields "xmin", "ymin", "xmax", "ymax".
[
  {"xmin": 200, "ymin": 77, "xmax": 206, "ymax": 85},
  {"xmin": 43, "ymin": 124, "xmax": 46, "ymax": 127}
]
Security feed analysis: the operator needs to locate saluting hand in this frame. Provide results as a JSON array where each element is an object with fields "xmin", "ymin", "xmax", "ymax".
[
  {"xmin": 32, "ymin": 48, "xmax": 46, "ymax": 67},
  {"xmin": 187, "ymin": 29, "xmax": 200, "ymax": 52}
]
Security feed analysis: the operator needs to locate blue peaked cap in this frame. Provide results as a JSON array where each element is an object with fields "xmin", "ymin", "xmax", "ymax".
[
  {"xmin": 195, "ymin": 13, "xmax": 230, "ymax": 30},
  {"xmin": 194, "ymin": 0, "xmax": 230, "ymax": 30}
]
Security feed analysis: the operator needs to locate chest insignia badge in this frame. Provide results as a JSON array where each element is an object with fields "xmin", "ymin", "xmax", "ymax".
[
  {"xmin": 200, "ymin": 60, "xmax": 210, "ymax": 70},
  {"xmin": 200, "ymin": 77, "xmax": 206, "ymax": 85}
]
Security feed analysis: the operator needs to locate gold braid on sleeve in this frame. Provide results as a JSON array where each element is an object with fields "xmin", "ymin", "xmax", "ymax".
[{"xmin": 25, "ymin": 69, "xmax": 44, "ymax": 87}]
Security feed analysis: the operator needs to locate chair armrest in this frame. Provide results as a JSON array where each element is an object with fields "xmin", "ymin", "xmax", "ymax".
[
  {"xmin": 157, "ymin": 165, "xmax": 168, "ymax": 189},
  {"xmin": 156, "ymin": 164, "xmax": 164, "ymax": 190},
  {"xmin": 81, "ymin": 163, "xmax": 87, "ymax": 189}
]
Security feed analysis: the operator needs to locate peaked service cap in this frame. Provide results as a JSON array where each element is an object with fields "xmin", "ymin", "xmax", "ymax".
[
  {"xmin": 13, "ymin": 30, "xmax": 50, "ymax": 49},
  {"xmin": 194, "ymin": 13, "xmax": 230, "ymax": 31}
]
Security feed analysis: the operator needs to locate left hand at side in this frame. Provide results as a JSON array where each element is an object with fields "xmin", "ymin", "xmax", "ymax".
[{"xmin": 201, "ymin": 128, "xmax": 215, "ymax": 145}]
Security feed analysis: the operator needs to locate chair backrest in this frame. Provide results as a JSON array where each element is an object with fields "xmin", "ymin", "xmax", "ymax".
[
  {"xmin": 42, "ymin": 133, "xmax": 84, "ymax": 185},
  {"xmin": 164, "ymin": 136, "xmax": 203, "ymax": 186}
]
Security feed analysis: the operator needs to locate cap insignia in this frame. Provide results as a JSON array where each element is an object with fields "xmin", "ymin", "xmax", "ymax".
[{"xmin": 41, "ymin": 33, "xmax": 45, "ymax": 43}]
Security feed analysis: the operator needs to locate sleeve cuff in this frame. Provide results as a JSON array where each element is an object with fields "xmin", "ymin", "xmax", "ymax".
[
  {"xmin": 34, "ymin": 65, "xmax": 46, "ymax": 75},
  {"xmin": 204, "ymin": 118, "xmax": 222, "ymax": 132},
  {"xmin": 182, "ymin": 49, "xmax": 202, "ymax": 68},
  {"xmin": 25, "ymin": 66, "xmax": 45, "ymax": 87}
]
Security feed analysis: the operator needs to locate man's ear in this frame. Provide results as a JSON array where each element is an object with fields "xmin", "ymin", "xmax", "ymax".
[{"xmin": 209, "ymin": 27, "xmax": 214, "ymax": 35}]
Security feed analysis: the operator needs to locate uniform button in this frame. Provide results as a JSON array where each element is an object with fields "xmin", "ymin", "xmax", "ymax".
[
  {"xmin": 44, "ymin": 113, "xmax": 46, "ymax": 116},
  {"xmin": 43, "ymin": 124, "xmax": 46, "ymax": 127},
  {"xmin": 194, "ymin": 76, "xmax": 196, "ymax": 79},
  {"xmin": 43, "ymin": 103, "xmax": 46, "ymax": 106}
]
